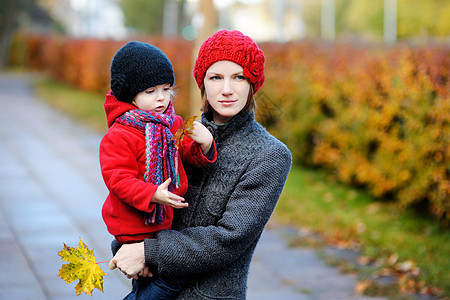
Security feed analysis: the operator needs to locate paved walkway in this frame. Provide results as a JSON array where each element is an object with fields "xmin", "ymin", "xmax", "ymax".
[{"xmin": 0, "ymin": 72, "xmax": 387, "ymax": 300}]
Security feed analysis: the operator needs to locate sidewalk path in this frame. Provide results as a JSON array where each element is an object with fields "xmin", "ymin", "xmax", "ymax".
[{"xmin": 0, "ymin": 73, "xmax": 386, "ymax": 300}]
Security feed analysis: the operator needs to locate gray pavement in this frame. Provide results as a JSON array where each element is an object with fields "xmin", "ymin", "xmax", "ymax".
[{"xmin": 0, "ymin": 72, "xmax": 387, "ymax": 300}]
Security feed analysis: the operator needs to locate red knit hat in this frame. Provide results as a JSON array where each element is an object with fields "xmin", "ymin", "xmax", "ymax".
[{"xmin": 193, "ymin": 30, "xmax": 265, "ymax": 93}]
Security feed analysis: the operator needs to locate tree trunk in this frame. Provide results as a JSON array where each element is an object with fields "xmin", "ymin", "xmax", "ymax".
[
  {"xmin": 190, "ymin": 0, "xmax": 217, "ymax": 116},
  {"xmin": 0, "ymin": 0, "xmax": 18, "ymax": 69}
]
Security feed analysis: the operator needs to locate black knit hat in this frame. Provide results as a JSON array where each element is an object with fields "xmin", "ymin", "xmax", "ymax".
[{"xmin": 110, "ymin": 41, "xmax": 175, "ymax": 103}]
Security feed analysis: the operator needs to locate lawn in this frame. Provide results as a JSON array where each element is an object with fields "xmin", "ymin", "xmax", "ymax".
[
  {"xmin": 33, "ymin": 75, "xmax": 449, "ymax": 299},
  {"xmin": 34, "ymin": 76, "xmax": 108, "ymax": 134},
  {"xmin": 276, "ymin": 167, "xmax": 449, "ymax": 298}
]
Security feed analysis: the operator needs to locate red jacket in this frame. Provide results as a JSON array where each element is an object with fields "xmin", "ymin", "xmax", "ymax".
[{"xmin": 100, "ymin": 91, "xmax": 216, "ymax": 243}]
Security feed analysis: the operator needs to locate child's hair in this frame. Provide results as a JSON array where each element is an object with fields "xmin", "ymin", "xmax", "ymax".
[{"xmin": 110, "ymin": 41, "xmax": 175, "ymax": 103}]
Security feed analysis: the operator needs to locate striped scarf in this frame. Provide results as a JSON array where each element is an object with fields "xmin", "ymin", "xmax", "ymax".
[{"xmin": 115, "ymin": 102, "xmax": 179, "ymax": 224}]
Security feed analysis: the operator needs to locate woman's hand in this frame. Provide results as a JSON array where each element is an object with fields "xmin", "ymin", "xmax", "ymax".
[
  {"xmin": 152, "ymin": 178, "xmax": 188, "ymax": 208},
  {"xmin": 109, "ymin": 242, "xmax": 150, "ymax": 279},
  {"xmin": 187, "ymin": 121, "xmax": 213, "ymax": 154}
]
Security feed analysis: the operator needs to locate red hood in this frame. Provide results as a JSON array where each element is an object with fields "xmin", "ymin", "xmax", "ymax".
[{"xmin": 104, "ymin": 91, "xmax": 136, "ymax": 128}]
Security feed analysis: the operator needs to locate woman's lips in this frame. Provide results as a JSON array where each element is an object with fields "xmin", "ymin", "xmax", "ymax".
[{"xmin": 219, "ymin": 100, "xmax": 236, "ymax": 106}]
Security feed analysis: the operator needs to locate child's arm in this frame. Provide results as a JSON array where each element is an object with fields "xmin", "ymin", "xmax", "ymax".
[
  {"xmin": 101, "ymin": 129, "xmax": 187, "ymax": 212},
  {"xmin": 100, "ymin": 130, "xmax": 158, "ymax": 213},
  {"xmin": 186, "ymin": 121, "xmax": 213, "ymax": 155},
  {"xmin": 151, "ymin": 178, "xmax": 188, "ymax": 208}
]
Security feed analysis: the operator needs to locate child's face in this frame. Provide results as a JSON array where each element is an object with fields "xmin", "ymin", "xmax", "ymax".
[{"xmin": 132, "ymin": 84, "xmax": 172, "ymax": 113}]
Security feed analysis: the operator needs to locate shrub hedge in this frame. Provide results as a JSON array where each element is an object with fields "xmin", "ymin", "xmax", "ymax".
[
  {"xmin": 259, "ymin": 41, "xmax": 449, "ymax": 223},
  {"xmin": 8, "ymin": 33, "xmax": 449, "ymax": 223},
  {"xmin": 8, "ymin": 33, "xmax": 193, "ymax": 117}
]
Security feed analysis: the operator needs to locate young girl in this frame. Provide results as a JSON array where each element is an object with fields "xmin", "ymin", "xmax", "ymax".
[{"xmin": 100, "ymin": 41, "xmax": 216, "ymax": 299}]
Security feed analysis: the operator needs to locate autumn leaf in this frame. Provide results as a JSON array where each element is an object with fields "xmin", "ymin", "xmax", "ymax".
[
  {"xmin": 355, "ymin": 280, "xmax": 373, "ymax": 294},
  {"xmin": 58, "ymin": 238, "xmax": 107, "ymax": 296},
  {"xmin": 171, "ymin": 115, "xmax": 197, "ymax": 149}
]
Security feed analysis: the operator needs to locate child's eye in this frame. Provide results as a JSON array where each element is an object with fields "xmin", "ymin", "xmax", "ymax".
[{"xmin": 145, "ymin": 89, "xmax": 155, "ymax": 94}]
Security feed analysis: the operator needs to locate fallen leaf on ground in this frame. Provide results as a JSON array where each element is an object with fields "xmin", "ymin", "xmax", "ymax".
[{"xmin": 355, "ymin": 280, "xmax": 373, "ymax": 294}]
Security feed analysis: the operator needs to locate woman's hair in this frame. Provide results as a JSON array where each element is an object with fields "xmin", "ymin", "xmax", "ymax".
[{"xmin": 200, "ymin": 83, "xmax": 255, "ymax": 114}]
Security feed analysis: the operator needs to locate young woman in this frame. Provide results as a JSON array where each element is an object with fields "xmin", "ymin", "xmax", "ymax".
[{"xmin": 109, "ymin": 30, "xmax": 292, "ymax": 299}]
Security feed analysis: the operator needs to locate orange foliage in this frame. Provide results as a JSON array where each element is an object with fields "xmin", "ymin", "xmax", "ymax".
[
  {"xmin": 12, "ymin": 34, "xmax": 193, "ymax": 118},
  {"xmin": 260, "ymin": 41, "xmax": 449, "ymax": 222},
  {"xmin": 9, "ymin": 34, "xmax": 449, "ymax": 222}
]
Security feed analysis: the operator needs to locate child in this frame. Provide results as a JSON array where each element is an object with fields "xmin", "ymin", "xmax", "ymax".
[{"xmin": 100, "ymin": 41, "xmax": 216, "ymax": 299}]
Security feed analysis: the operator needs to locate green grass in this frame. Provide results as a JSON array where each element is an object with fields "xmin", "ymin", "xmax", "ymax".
[
  {"xmin": 275, "ymin": 167, "xmax": 450, "ymax": 297},
  {"xmin": 33, "ymin": 75, "xmax": 449, "ymax": 298},
  {"xmin": 34, "ymin": 76, "xmax": 108, "ymax": 134}
]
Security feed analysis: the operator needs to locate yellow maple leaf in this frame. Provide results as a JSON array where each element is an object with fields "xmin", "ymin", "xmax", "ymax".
[
  {"xmin": 58, "ymin": 238, "xmax": 107, "ymax": 296},
  {"xmin": 171, "ymin": 115, "xmax": 197, "ymax": 149}
]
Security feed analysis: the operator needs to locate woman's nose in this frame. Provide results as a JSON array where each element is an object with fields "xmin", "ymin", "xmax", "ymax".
[{"xmin": 221, "ymin": 78, "xmax": 233, "ymax": 95}]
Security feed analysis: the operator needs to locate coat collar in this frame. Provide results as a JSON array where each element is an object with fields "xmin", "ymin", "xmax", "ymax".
[{"xmin": 201, "ymin": 111, "xmax": 254, "ymax": 144}]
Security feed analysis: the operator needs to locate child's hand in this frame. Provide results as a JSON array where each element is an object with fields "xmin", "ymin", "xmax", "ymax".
[
  {"xmin": 187, "ymin": 121, "xmax": 213, "ymax": 154},
  {"xmin": 151, "ymin": 178, "xmax": 188, "ymax": 208},
  {"xmin": 133, "ymin": 266, "xmax": 153, "ymax": 280}
]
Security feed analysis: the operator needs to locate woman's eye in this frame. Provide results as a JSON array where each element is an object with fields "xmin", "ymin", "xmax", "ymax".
[
  {"xmin": 209, "ymin": 75, "xmax": 221, "ymax": 80},
  {"xmin": 236, "ymin": 75, "xmax": 246, "ymax": 80}
]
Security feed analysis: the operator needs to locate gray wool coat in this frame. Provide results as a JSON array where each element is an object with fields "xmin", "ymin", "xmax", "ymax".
[{"xmin": 145, "ymin": 111, "xmax": 292, "ymax": 299}]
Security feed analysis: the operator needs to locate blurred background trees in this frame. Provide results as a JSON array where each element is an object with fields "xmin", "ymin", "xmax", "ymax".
[
  {"xmin": 3, "ymin": 0, "xmax": 449, "ymax": 223},
  {"xmin": 121, "ymin": 0, "xmax": 188, "ymax": 36},
  {"xmin": 0, "ymin": 0, "xmax": 58, "ymax": 68},
  {"xmin": 2, "ymin": 0, "xmax": 449, "ymax": 48},
  {"xmin": 120, "ymin": 0, "xmax": 165, "ymax": 35},
  {"xmin": 333, "ymin": 0, "xmax": 450, "ymax": 39}
]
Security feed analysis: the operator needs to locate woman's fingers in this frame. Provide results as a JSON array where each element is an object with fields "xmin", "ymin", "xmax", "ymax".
[{"xmin": 109, "ymin": 259, "xmax": 117, "ymax": 270}]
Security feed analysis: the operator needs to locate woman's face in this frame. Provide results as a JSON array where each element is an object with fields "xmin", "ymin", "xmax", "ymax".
[{"xmin": 204, "ymin": 60, "xmax": 250, "ymax": 124}]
